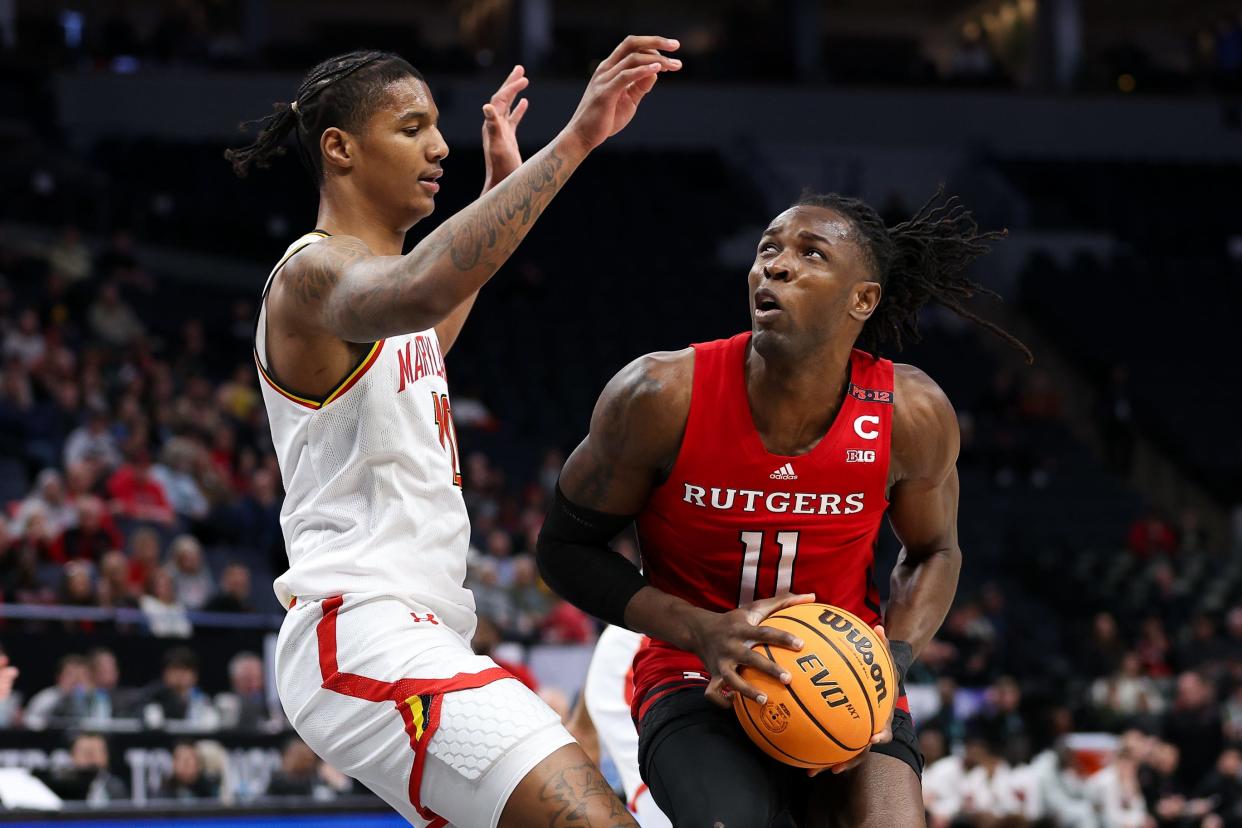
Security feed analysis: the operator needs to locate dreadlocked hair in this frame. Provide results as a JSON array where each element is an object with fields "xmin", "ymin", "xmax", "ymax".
[
  {"xmin": 795, "ymin": 188, "xmax": 1033, "ymax": 364},
  {"xmin": 224, "ymin": 50, "xmax": 424, "ymax": 184}
]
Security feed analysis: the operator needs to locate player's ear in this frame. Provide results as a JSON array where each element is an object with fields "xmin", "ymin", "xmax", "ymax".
[
  {"xmin": 848, "ymin": 280, "xmax": 881, "ymax": 323},
  {"xmin": 320, "ymin": 127, "xmax": 354, "ymax": 173}
]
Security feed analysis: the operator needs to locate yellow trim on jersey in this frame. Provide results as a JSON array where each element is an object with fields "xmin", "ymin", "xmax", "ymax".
[
  {"xmin": 256, "ymin": 340, "xmax": 383, "ymax": 410},
  {"xmin": 322, "ymin": 341, "xmax": 383, "ymax": 405},
  {"xmin": 404, "ymin": 695, "xmax": 427, "ymax": 742}
]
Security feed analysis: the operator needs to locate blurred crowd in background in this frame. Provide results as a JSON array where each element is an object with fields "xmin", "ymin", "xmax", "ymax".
[{"xmin": 2, "ymin": 0, "xmax": 1242, "ymax": 94}]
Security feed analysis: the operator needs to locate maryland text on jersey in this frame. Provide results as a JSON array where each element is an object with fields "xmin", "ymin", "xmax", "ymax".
[{"xmin": 680, "ymin": 483, "xmax": 866, "ymax": 515}]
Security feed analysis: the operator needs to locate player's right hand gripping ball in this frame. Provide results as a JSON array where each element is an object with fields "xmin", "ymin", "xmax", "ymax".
[{"xmin": 733, "ymin": 603, "xmax": 896, "ymax": 769}]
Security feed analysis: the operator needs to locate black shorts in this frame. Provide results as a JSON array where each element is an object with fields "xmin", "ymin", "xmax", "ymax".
[{"xmin": 637, "ymin": 688, "xmax": 923, "ymax": 827}]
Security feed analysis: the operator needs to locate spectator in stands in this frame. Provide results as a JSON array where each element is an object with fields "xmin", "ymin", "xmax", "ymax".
[
  {"xmin": 151, "ymin": 437, "xmax": 210, "ymax": 523},
  {"xmin": 95, "ymin": 230, "xmax": 146, "ymax": 288},
  {"xmin": 234, "ymin": 466, "xmax": 282, "ymax": 563},
  {"xmin": 1085, "ymin": 734, "xmax": 1151, "ymax": 828},
  {"xmin": 59, "ymin": 559, "xmax": 97, "ymax": 610},
  {"xmin": 508, "ymin": 555, "xmax": 552, "ymax": 642},
  {"xmin": 88, "ymin": 281, "xmax": 144, "ymax": 347},
  {"xmin": 1128, "ymin": 512, "xmax": 1178, "ymax": 558},
  {"xmin": 155, "ymin": 741, "xmax": 219, "ymax": 800},
  {"xmin": 471, "ymin": 615, "xmax": 537, "ymax": 691},
  {"xmin": 126, "ymin": 527, "xmax": 162, "ymax": 594},
  {"xmin": 47, "ymin": 225, "xmax": 93, "ymax": 285},
  {"xmin": 1137, "ymin": 615, "xmax": 1175, "ymax": 678},
  {"xmin": 14, "ymin": 469, "xmax": 77, "ymax": 536},
  {"xmin": 0, "ymin": 650, "xmax": 18, "ymax": 726},
  {"xmin": 2, "ymin": 308, "xmax": 45, "ymax": 367},
  {"xmin": 37, "ymin": 732, "xmax": 128, "ymax": 803},
  {"xmin": 88, "ymin": 647, "xmax": 134, "ymax": 721},
  {"xmin": 52, "ymin": 495, "xmax": 121, "ymax": 563},
  {"xmin": 140, "ymin": 567, "xmax": 192, "ymax": 638},
  {"xmin": 140, "ymin": 647, "xmax": 217, "ymax": 729},
  {"xmin": 1081, "ymin": 610, "xmax": 1129, "ymax": 679},
  {"xmin": 63, "ymin": 407, "xmax": 122, "ymax": 471},
  {"xmin": 97, "ymin": 549, "xmax": 137, "ymax": 608},
  {"xmin": 265, "ymin": 737, "xmax": 352, "ymax": 798},
  {"xmin": 484, "ymin": 528, "xmax": 518, "ymax": 587},
  {"xmin": 1091, "ymin": 651, "xmax": 1166, "ymax": 727},
  {"xmin": 539, "ymin": 599, "xmax": 593, "ymax": 645},
  {"xmin": 1164, "ymin": 672, "xmax": 1224, "ymax": 790},
  {"xmin": 973, "ymin": 675, "xmax": 1032, "ymax": 765},
  {"xmin": 468, "ymin": 557, "xmax": 513, "ymax": 631},
  {"xmin": 1179, "ymin": 612, "xmax": 1233, "ymax": 673},
  {"xmin": 923, "ymin": 731, "xmax": 1022, "ymax": 826},
  {"xmin": 215, "ymin": 651, "xmax": 271, "ymax": 731},
  {"xmin": 925, "ymin": 676, "xmax": 967, "ymax": 751},
  {"xmin": 1193, "ymin": 748, "xmax": 1242, "ymax": 827},
  {"xmin": 24, "ymin": 653, "xmax": 92, "ymax": 730},
  {"xmin": 165, "ymin": 534, "xmax": 213, "ymax": 610},
  {"xmin": 107, "ymin": 448, "xmax": 175, "ymax": 526},
  {"xmin": 203, "ymin": 562, "xmax": 255, "ymax": 613}
]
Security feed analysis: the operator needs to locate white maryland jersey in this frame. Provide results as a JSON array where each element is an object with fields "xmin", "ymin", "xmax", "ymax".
[{"xmin": 255, "ymin": 232, "xmax": 474, "ymax": 636}]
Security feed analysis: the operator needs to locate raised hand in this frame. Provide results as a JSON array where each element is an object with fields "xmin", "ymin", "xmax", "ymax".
[
  {"xmin": 563, "ymin": 35, "xmax": 681, "ymax": 154},
  {"xmin": 481, "ymin": 64, "xmax": 530, "ymax": 192},
  {"xmin": 685, "ymin": 592, "xmax": 816, "ymax": 708}
]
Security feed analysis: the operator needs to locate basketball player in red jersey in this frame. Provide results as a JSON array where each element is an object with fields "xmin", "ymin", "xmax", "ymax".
[
  {"xmin": 226, "ymin": 36, "xmax": 681, "ymax": 828},
  {"xmin": 537, "ymin": 192, "xmax": 1030, "ymax": 826}
]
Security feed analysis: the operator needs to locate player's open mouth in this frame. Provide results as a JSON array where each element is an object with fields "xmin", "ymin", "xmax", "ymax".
[{"xmin": 754, "ymin": 288, "xmax": 783, "ymax": 321}]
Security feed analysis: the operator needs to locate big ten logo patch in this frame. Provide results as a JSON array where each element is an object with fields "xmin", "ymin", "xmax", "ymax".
[{"xmin": 845, "ymin": 449, "xmax": 876, "ymax": 463}]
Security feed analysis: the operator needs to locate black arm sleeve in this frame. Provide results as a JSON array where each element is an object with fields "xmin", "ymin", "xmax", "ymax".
[{"xmin": 535, "ymin": 484, "xmax": 647, "ymax": 629}]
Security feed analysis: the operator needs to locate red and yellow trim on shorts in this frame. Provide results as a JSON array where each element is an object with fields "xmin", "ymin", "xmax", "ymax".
[
  {"xmin": 315, "ymin": 596, "xmax": 514, "ymax": 827},
  {"xmin": 255, "ymin": 340, "xmax": 384, "ymax": 411}
]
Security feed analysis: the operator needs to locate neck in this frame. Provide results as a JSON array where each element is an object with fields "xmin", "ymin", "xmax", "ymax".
[
  {"xmin": 745, "ymin": 337, "xmax": 854, "ymax": 454},
  {"xmin": 315, "ymin": 188, "xmax": 409, "ymax": 256}
]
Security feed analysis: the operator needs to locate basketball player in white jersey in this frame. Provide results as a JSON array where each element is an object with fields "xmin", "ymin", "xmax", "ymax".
[
  {"xmin": 226, "ymin": 37, "xmax": 681, "ymax": 827},
  {"xmin": 574, "ymin": 626, "xmax": 672, "ymax": 828}
]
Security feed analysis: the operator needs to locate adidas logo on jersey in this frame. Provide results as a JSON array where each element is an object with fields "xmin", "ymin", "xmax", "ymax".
[{"xmin": 770, "ymin": 463, "xmax": 798, "ymax": 480}]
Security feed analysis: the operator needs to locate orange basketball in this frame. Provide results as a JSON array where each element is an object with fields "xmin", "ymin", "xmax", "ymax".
[{"xmin": 732, "ymin": 603, "xmax": 896, "ymax": 769}]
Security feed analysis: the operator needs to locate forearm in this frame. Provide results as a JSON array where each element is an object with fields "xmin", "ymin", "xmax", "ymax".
[
  {"xmin": 885, "ymin": 544, "xmax": 961, "ymax": 658},
  {"xmin": 328, "ymin": 132, "xmax": 585, "ymax": 340},
  {"xmin": 622, "ymin": 585, "xmax": 711, "ymax": 652}
]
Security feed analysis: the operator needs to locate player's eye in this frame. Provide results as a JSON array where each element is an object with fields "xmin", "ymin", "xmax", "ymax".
[
  {"xmin": 759, "ymin": 243, "xmax": 778, "ymax": 254},
  {"xmin": 403, "ymin": 127, "xmax": 421, "ymax": 136},
  {"xmin": 805, "ymin": 248, "xmax": 824, "ymax": 259}
]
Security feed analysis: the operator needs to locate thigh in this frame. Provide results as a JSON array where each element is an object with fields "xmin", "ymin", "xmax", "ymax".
[
  {"xmin": 804, "ymin": 751, "xmax": 924, "ymax": 828},
  {"xmin": 277, "ymin": 594, "xmax": 571, "ymax": 827},
  {"xmin": 639, "ymin": 689, "xmax": 790, "ymax": 828},
  {"xmin": 499, "ymin": 743, "xmax": 637, "ymax": 828}
]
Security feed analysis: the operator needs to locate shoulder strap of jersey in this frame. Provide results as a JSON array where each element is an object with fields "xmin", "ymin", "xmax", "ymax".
[{"xmin": 255, "ymin": 230, "xmax": 330, "ymax": 371}]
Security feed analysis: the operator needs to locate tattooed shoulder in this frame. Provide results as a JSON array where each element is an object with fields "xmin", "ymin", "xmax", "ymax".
[
  {"xmin": 279, "ymin": 235, "xmax": 373, "ymax": 307},
  {"xmin": 593, "ymin": 348, "xmax": 693, "ymax": 465}
]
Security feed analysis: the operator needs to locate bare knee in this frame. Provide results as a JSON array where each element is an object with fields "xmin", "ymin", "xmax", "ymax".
[{"xmin": 500, "ymin": 743, "xmax": 636, "ymax": 828}]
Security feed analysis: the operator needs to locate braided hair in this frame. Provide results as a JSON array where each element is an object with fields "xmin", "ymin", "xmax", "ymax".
[
  {"xmin": 796, "ymin": 188, "xmax": 1032, "ymax": 363},
  {"xmin": 225, "ymin": 50, "xmax": 424, "ymax": 184}
]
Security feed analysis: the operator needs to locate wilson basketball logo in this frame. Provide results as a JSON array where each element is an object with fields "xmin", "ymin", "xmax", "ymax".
[{"xmin": 845, "ymin": 449, "xmax": 876, "ymax": 463}]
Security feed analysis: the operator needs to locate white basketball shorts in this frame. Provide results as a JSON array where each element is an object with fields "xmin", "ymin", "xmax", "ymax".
[
  {"xmin": 583, "ymin": 625, "xmax": 671, "ymax": 828},
  {"xmin": 275, "ymin": 593, "xmax": 574, "ymax": 827}
]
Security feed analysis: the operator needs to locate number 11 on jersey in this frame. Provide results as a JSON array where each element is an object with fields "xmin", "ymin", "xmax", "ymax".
[
  {"xmin": 738, "ymin": 530, "xmax": 800, "ymax": 606},
  {"xmin": 431, "ymin": 392, "xmax": 463, "ymax": 487}
]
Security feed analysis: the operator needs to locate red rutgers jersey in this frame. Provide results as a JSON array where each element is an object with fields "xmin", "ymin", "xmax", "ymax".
[{"xmin": 631, "ymin": 332, "xmax": 897, "ymax": 724}]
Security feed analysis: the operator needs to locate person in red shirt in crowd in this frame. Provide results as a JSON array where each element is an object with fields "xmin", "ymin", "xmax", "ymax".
[
  {"xmin": 1126, "ymin": 511, "xmax": 1177, "ymax": 558},
  {"xmin": 106, "ymin": 449, "xmax": 174, "ymax": 525},
  {"xmin": 540, "ymin": 599, "xmax": 594, "ymax": 644},
  {"xmin": 125, "ymin": 527, "xmax": 162, "ymax": 596},
  {"xmin": 471, "ymin": 615, "xmax": 540, "ymax": 692},
  {"xmin": 51, "ymin": 496, "xmax": 123, "ymax": 563}
]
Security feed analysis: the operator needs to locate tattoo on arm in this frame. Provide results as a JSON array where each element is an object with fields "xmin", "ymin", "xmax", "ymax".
[
  {"xmin": 537, "ymin": 762, "xmax": 634, "ymax": 827},
  {"xmin": 448, "ymin": 148, "xmax": 566, "ymax": 271},
  {"xmin": 301, "ymin": 147, "xmax": 570, "ymax": 341}
]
